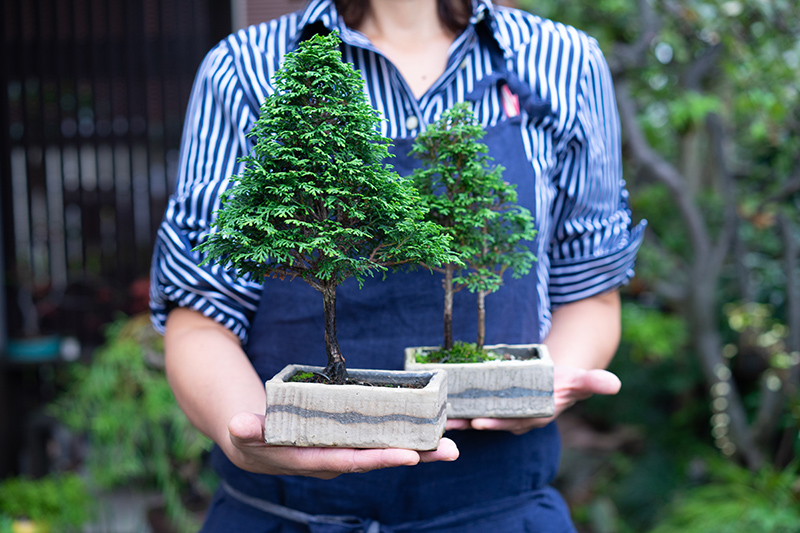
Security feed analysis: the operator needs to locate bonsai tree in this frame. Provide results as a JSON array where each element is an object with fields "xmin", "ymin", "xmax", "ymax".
[
  {"xmin": 197, "ymin": 32, "xmax": 456, "ymax": 384},
  {"xmin": 411, "ymin": 103, "xmax": 536, "ymax": 351}
]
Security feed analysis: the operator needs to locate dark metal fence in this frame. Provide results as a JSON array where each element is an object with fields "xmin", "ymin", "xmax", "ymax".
[{"xmin": 1, "ymin": 0, "xmax": 231, "ymax": 351}]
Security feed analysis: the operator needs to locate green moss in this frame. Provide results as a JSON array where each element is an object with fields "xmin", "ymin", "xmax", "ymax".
[
  {"xmin": 289, "ymin": 371, "xmax": 316, "ymax": 382},
  {"xmin": 416, "ymin": 341, "xmax": 502, "ymax": 364}
]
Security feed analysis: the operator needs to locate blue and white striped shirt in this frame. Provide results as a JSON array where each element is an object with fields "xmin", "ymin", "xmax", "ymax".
[{"xmin": 149, "ymin": 0, "xmax": 645, "ymax": 342}]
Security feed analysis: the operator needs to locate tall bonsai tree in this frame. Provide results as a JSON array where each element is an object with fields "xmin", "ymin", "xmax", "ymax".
[
  {"xmin": 411, "ymin": 103, "xmax": 536, "ymax": 351},
  {"xmin": 197, "ymin": 32, "xmax": 456, "ymax": 384}
]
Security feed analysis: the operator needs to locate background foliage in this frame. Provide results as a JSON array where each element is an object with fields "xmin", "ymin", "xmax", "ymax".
[
  {"xmin": 49, "ymin": 315, "xmax": 214, "ymax": 532},
  {"xmin": 0, "ymin": 473, "xmax": 91, "ymax": 531},
  {"xmin": 515, "ymin": 0, "xmax": 800, "ymax": 530}
]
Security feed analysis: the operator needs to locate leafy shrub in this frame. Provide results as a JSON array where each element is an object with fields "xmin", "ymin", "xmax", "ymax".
[
  {"xmin": 0, "ymin": 473, "xmax": 91, "ymax": 531},
  {"xmin": 49, "ymin": 314, "xmax": 213, "ymax": 532},
  {"xmin": 648, "ymin": 459, "xmax": 800, "ymax": 533}
]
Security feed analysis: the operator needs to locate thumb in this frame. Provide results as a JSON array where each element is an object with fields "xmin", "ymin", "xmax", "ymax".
[
  {"xmin": 582, "ymin": 368, "xmax": 622, "ymax": 396},
  {"xmin": 228, "ymin": 411, "xmax": 266, "ymax": 445}
]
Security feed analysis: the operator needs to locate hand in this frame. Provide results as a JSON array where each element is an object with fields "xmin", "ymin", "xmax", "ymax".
[
  {"xmin": 225, "ymin": 412, "xmax": 460, "ymax": 479},
  {"xmin": 445, "ymin": 365, "xmax": 621, "ymax": 435}
]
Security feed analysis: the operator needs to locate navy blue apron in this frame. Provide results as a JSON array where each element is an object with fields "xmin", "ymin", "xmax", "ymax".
[{"xmin": 201, "ymin": 25, "xmax": 576, "ymax": 533}]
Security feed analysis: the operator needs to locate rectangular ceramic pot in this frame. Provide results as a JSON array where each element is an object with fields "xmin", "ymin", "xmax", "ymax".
[
  {"xmin": 404, "ymin": 344, "xmax": 554, "ymax": 419},
  {"xmin": 264, "ymin": 364, "xmax": 448, "ymax": 450}
]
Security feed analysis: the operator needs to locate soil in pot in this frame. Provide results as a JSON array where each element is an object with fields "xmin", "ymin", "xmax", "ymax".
[{"xmin": 289, "ymin": 370, "xmax": 430, "ymax": 388}]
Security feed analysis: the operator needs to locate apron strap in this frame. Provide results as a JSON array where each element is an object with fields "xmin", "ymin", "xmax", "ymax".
[
  {"xmin": 222, "ymin": 481, "xmax": 382, "ymax": 533},
  {"xmin": 465, "ymin": 19, "xmax": 553, "ymax": 122},
  {"xmin": 222, "ymin": 479, "xmax": 558, "ymax": 533}
]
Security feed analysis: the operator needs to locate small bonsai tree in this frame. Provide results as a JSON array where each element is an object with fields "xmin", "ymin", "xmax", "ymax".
[
  {"xmin": 197, "ymin": 32, "xmax": 456, "ymax": 384},
  {"xmin": 411, "ymin": 103, "xmax": 536, "ymax": 352},
  {"xmin": 460, "ymin": 177, "xmax": 537, "ymax": 350}
]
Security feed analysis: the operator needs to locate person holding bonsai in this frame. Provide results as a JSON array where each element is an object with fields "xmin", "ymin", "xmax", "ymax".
[{"xmin": 150, "ymin": 0, "xmax": 645, "ymax": 530}]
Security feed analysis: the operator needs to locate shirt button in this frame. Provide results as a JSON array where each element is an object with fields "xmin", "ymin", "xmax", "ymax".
[{"xmin": 406, "ymin": 116, "xmax": 419, "ymax": 130}]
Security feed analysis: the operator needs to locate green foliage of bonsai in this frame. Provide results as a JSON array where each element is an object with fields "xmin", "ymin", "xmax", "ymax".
[
  {"xmin": 0, "ymin": 473, "xmax": 91, "ymax": 532},
  {"xmin": 49, "ymin": 314, "xmax": 213, "ymax": 533},
  {"xmin": 411, "ymin": 103, "xmax": 537, "ymax": 351},
  {"xmin": 196, "ymin": 32, "xmax": 457, "ymax": 383}
]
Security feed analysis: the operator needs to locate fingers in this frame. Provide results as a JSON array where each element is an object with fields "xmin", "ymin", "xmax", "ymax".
[
  {"xmin": 445, "ymin": 416, "xmax": 553, "ymax": 436},
  {"xmin": 468, "ymin": 417, "xmax": 550, "ymax": 435},
  {"xmin": 306, "ymin": 438, "xmax": 458, "ymax": 474},
  {"xmin": 445, "ymin": 419, "xmax": 472, "ymax": 431},
  {"xmin": 419, "ymin": 437, "xmax": 459, "ymax": 463},
  {"xmin": 554, "ymin": 367, "xmax": 621, "ymax": 407},
  {"xmin": 306, "ymin": 447, "xmax": 422, "ymax": 476},
  {"xmin": 449, "ymin": 416, "xmax": 548, "ymax": 434},
  {"xmin": 470, "ymin": 418, "xmax": 523, "ymax": 431},
  {"xmin": 445, "ymin": 368, "xmax": 623, "ymax": 436},
  {"xmin": 228, "ymin": 411, "xmax": 266, "ymax": 445},
  {"xmin": 555, "ymin": 366, "xmax": 621, "ymax": 396},
  {"xmin": 225, "ymin": 411, "xmax": 460, "ymax": 478},
  {"xmin": 583, "ymin": 368, "xmax": 621, "ymax": 396}
]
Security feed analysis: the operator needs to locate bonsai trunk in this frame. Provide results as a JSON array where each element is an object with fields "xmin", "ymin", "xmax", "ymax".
[
  {"xmin": 321, "ymin": 285, "xmax": 348, "ymax": 384},
  {"xmin": 443, "ymin": 265, "xmax": 454, "ymax": 351},
  {"xmin": 477, "ymin": 289, "xmax": 487, "ymax": 350}
]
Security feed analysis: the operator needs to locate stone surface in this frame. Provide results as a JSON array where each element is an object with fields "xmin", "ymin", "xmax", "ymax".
[
  {"xmin": 405, "ymin": 344, "xmax": 555, "ymax": 418},
  {"xmin": 264, "ymin": 365, "xmax": 448, "ymax": 450}
]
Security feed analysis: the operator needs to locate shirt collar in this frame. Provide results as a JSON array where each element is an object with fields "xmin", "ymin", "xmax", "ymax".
[
  {"xmin": 296, "ymin": 0, "xmax": 343, "ymax": 34},
  {"xmin": 471, "ymin": 0, "xmax": 513, "ymax": 58},
  {"xmin": 471, "ymin": 0, "xmax": 496, "ymax": 24},
  {"xmin": 294, "ymin": 0, "xmax": 511, "ymax": 55}
]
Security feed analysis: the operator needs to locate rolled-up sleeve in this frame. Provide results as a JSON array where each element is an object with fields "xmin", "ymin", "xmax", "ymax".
[
  {"xmin": 548, "ymin": 38, "xmax": 646, "ymax": 306},
  {"xmin": 150, "ymin": 40, "xmax": 264, "ymax": 342}
]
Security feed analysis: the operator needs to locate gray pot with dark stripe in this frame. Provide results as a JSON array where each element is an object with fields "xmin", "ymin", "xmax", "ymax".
[
  {"xmin": 404, "ymin": 344, "xmax": 554, "ymax": 419},
  {"xmin": 264, "ymin": 365, "xmax": 448, "ymax": 450}
]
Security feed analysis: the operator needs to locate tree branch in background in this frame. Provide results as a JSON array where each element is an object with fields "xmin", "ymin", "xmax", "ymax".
[
  {"xmin": 608, "ymin": 0, "xmax": 660, "ymax": 77},
  {"xmin": 775, "ymin": 213, "xmax": 800, "ymax": 466},
  {"xmin": 760, "ymin": 171, "xmax": 800, "ymax": 209},
  {"xmin": 705, "ymin": 113, "xmax": 737, "ymax": 281},
  {"xmin": 616, "ymin": 82, "xmax": 712, "ymax": 257},
  {"xmin": 640, "ymin": 231, "xmax": 688, "ymax": 304},
  {"xmin": 681, "ymin": 45, "xmax": 722, "ymax": 91},
  {"xmin": 616, "ymin": 73, "xmax": 764, "ymax": 469}
]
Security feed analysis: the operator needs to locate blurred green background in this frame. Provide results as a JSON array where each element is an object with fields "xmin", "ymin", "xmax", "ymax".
[
  {"xmin": 1, "ymin": 0, "xmax": 799, "ymax": 531},
  {"xmin": 518, "ymin": 0, "xmax": 800, "ymax": 530}
]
